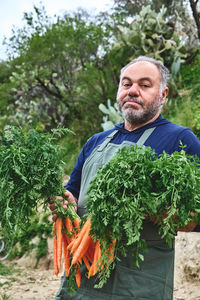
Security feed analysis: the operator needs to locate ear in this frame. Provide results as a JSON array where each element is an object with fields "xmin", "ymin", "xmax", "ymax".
[{"xmin": 161, "ymin": 87, "xmax": 168, "ymax": 105}]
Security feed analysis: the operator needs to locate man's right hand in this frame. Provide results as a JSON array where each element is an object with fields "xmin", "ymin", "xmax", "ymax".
[{"xmin": 49, "ymin": 190, "xmax": 78, "ymax": 222}]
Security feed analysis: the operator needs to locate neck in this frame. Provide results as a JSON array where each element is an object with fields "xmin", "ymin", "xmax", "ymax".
[{"xmin": 124, "ymin": 113, "xmax": 160, "ymax": 132}]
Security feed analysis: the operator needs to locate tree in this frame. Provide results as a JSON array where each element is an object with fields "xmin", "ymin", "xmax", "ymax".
[
  {"xmin": 1, "ymin": 5, "xmax": 114, "ymax": 131},
  {"xmin": 113, "ymin": 0, "xmax": 199, "ymax": 47},
  {"xmin": 189, "ymin": 0, "xmax": 200, "ymax": 39}
]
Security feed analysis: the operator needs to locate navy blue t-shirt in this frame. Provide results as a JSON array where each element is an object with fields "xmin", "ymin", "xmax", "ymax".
[{"xmin": 66, "ymin": 115, "xmax": 200, "ymax": 200}]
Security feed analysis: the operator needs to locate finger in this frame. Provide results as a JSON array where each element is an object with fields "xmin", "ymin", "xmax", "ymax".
[
  {"xmin": 60, "ymin": 199, "xmax": 68, "ymax": 209},
  {"xmin": 49, "ymin": 203, "xmax": 56, "ymax": 211},
  {"xmin": 49, "ymin": 197, "xmax": 55, "ymax": 204},
  {"xmin": 62, "ymin": 204, "xmax": 68, "ymax": 210},
  {"xmin": 52, "ymin": 214, "xmax": 57, "ymax": 222},
  {"xmin": 62, "ymin": 200, "xmax": 68, "ymax": 206},
  {"xmin": 64, "ymin": 190, "xmax": 70, "ymax": 198}
]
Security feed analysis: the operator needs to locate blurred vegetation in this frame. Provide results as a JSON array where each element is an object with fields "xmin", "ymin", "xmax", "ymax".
[
  {"xmin": 10, "ymin": 210, "xmax": 52, "ymax": 266},
  {"xmin": 0, "ymin": 1, "xmax": 199, "ymax": 261},
  {"xmin": 162, "ymin": 50, "xmax": 200, "ymax": 136}
]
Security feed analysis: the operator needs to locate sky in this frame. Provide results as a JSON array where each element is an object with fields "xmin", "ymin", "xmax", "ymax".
[{"xmin": 0, "ymin": 0, "xmax": 113, "ymax": 60}]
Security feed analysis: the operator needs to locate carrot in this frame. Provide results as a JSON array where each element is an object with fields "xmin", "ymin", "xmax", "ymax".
[
  {"xmin": 67, "ymin": 238, "xmax": 76, "ymax": 251},
  {"xmin": 65, "ymin": 217, "xmax": 74, "ymax": 243},
  {"xmin": 93, "ymin": 240, "xmax": 101, "ymax": 275},
  {"xmin": 83, "ymin": 255, "xmax": 91, "ymax": 271},
  {"xmin": 107, "ymin": 238, "xmax": 116, "ymax": 262},
  {"xmin": 71, "ymin": 232, "xmax": 92, "ymax": 265},
  {"xmin": 75, "ymin": 265, "xmax": 81, "ymax": 288},
  {"xmin": 53, "ymin": 223, "xmax": 59, "ymax": 276},
  {"xmin": 63, "ymin": 232, "xmax": 70, "ymax": 277},
  {"xmin": 70, "ymin": 216, "xmax": 91, "ymax": 254},
  {"xmin": 73, "ymin": 217, "xmax": 81, "ymax": 230},
  {"xmin": 88, "ymin": 240, "xmax": 101, "ymax": 278},
  {"xmin": 86, "ymin": 238, "xmax": 96, "ymax": 263},
  {"xmin": 56, "ymin": 217, "xmax": 63, "ymax": 271},
  {"xmin": 78, "ymin": 257, "xmax": 83, "ymax": 264}
]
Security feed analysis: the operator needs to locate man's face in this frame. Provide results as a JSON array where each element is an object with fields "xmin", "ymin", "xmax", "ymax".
[{"xmin": 117, "ymin": 61, "xmax": 167, "ymax": 126}]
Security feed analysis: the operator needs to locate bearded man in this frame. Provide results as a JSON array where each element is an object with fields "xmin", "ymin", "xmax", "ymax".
[{"xmin": 50, "ymin": 56, "xmax": 200, "ymax": 300}]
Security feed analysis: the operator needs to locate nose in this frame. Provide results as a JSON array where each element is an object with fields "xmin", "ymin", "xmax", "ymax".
[{"xmin": 128, "ymin": 84, "xmax": 139, "ymax": 97}]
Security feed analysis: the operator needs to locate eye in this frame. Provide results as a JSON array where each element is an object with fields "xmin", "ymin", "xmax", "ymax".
[
  {"xmin": 122, "ymin": 81, "xmax": 131, "ymax": 88},
  {"xmin": 139, "ymin": 81, "xmax": 151, "ymax": 88},
  {"xmin": 140, "ymin": 84, "xmax": 150, "ymax": 88}
]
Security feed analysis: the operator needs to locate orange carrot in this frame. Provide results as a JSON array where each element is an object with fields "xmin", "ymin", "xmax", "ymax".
[
  {"xmin": 67, "ymin": 238, "xmax": 76, "ymax": 251},
  {"xmin": 53, "ymin": 223, "xmax": 59, "ymax": 276},
  {"xmin": 83, "ymin": 255, "xmax": 91, "ymax": 271},
  {"xmin": 93, "ymin": 240, "xmax": 101, "ymax": 275},
  {"xmin": 78, "ymin": 257, "xmax": 83, "ymax": 264},
  {"xmin": 56, "ymin": 217, "xmax": 63, "ymax": 271},
  {"xmin": 63, "ymin": 232, "xmax": 70, "ymax": 277},
  {"xmin": 70, "ymin": 216, "xmax": 91, "ymax": 254},
  {"xmin": 71, "ymin": 232, "xmax": 92, "ymax": 265},
  {"xmin": 73, "ymin": 217, "xmax": 81, "ymax": 230},
  {"xmin": 107, "ymin": 238, "xmax": 116, "ymax": 262},
  {"xmin": 71, "ymin": 219, "xmax": 91, "ymax": 264},
  {"xmin": 65, "ymin": 217, "xmax": 74, "ymax": 243},
  {"xmin": 88, "ymin": 240, "xmax": 101, "ymax": 278},
  {"xmin": 75, "ymin": 265, "xmax": 81, "ymax": 288},
  {"xmin": 86, "ymin": 238, "xmax": 96, "ymax": 263}
]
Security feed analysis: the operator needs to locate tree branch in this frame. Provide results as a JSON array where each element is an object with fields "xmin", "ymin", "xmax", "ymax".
[
  {"xmin": 189, "ymin": 0, "xmax": 200, "ymax": 39},
  {"xmin": 36, "ymin": 76, "xmax": 62, "ymax": 99}
]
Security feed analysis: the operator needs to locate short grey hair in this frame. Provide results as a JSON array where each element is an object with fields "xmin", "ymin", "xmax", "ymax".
[{"xmin": 120, "ymin": 56, "xmax": 170, "ymax": 91}]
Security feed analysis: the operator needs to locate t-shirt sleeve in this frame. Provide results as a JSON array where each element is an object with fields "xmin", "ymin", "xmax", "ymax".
[
  {"xmin": 64, "ymin": 147, "xmax": 85, "ymax": 199},
  {"xmin": 178, "ymin": 129, "xmax": 200, "ymax": 227}
]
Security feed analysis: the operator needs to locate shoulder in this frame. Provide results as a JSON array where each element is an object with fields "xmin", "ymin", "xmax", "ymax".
[
  {"xmin": 156, "ymin": 117, "xmax": 196, "ymax": 137},
  {"xmin": 149, "ymin": 117, "xmax": 200, "ymax": 158},
  {"xmin": 177, "ymin": 127, "xmax": 200, "ymax": 157}
]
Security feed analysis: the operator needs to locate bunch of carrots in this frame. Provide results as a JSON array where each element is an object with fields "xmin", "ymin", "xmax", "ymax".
[{"xmin": 53, "ymin": 203, "xmax": 116, "ymax": 289}]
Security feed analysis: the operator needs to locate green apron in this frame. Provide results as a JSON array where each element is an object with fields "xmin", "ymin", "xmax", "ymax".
[{"xmin": 55, "ymin": 128, "xmax": 174, "ymax": 300}]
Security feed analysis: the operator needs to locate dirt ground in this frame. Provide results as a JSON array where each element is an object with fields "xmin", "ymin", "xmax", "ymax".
[
  {"xmin": 0, "ymin": 238, "xmax": 61, "ymax": 300},
  {"xmin": 173, "ymin": 232, "xmax": 200, "ymax": 300},
  {"xmin": 1, "ymin": 232, "xmax": 200, "ymax": 300}
]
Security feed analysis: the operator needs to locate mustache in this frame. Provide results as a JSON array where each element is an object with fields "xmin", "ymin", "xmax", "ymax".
[{"xmin": 121, "ymin": 96, "xmax": 144, "ymax": 108}]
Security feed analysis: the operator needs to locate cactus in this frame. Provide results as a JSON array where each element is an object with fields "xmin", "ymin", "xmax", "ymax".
[{"xmin": 99, "ymin": 99, "xmax": 123, "ymax": 131}]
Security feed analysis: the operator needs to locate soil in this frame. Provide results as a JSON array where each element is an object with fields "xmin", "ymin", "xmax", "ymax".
[
  {"xmin": 1, "ymin": 232, "xmax": 200, "ymax": 300},
  {"xmin": 0, "ymin": 238, "xmax": 61, "ymax": 300},
  {"xmin": 173, "ymin": 232, "xmax": 200, "ymax": 300}
]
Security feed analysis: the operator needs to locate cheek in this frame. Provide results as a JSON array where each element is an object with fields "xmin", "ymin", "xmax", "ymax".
[{"xmin": 117, "ymin": 89, "xmax": 126, "ymax": 102}]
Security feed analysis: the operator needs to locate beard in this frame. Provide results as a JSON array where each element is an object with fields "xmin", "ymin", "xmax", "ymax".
[{"xmin": 117, "ymin": 94, "xmax": 162, "ymax": 125}]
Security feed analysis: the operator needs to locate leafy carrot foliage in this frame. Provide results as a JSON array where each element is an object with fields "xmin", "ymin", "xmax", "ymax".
[
  {"xmin": 86, "ymin": 145, "xmax": 200, "ymax": 287},
  {"xmin": 0, "ymin": 125, "xmax": 73, "ymax": 249}
]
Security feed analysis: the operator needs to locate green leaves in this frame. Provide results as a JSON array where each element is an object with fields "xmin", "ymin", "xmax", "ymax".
[
  {"xmin": 0, "ymin": 125, "xmax": 73, "ymax": 249},
  {"xmin": 85, "ymin": 145, "xmax": 200, "ymax": 286}
]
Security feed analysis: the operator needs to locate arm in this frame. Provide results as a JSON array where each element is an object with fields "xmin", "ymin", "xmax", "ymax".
[
  {"xmin": 150, "ymin": 211, "xmax": 197, "ymax": 232},
  {"xmin": 176, "ymin": 212, "xmax": 197, "ymax": 232}
]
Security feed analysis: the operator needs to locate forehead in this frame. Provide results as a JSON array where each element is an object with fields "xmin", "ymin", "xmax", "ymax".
[{"xmin": 121, "ymin": 61, "xmax": 161, "ymax": 82}]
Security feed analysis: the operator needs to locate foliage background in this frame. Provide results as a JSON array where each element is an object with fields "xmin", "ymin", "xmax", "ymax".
[{"xmin": 0, "ymin": 0, "xmax": 199, "ymax": 260}]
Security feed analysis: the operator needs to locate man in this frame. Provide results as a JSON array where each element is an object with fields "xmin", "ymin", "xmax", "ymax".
[{"xmin": 50, "ymin": 56, "xmax": 200, "ymax": 300}]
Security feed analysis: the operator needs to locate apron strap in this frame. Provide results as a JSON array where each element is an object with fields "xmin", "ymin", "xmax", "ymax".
[
  {"xmin": 136, "ymin": 127, "xmax": 156, "ymax": 146},
  {"xmin": 97, "ymin": 130, "xmax": 119, "ymax": 152},
  {"xmin": 97, "ymin": 126, "xmax": 156, "ymax": 152}
]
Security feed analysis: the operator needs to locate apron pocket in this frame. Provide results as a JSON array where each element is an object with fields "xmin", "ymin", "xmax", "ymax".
[{"xmin": 111, "ymin": 263, "xmax": 173, "ymax": 300}]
